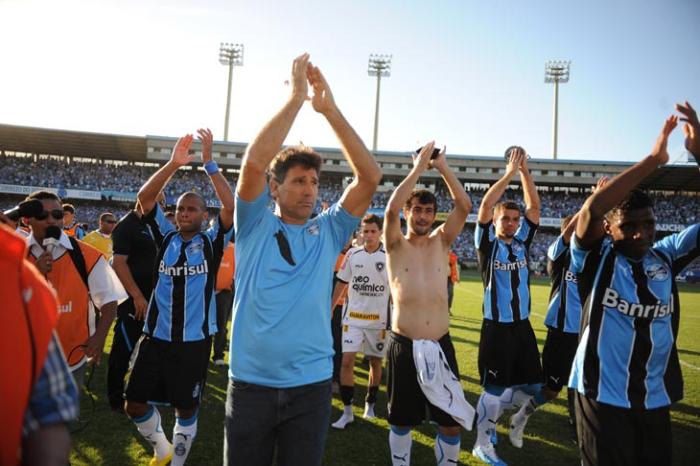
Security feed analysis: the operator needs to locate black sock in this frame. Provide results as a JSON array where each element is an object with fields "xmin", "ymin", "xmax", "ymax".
[
  {"xmin": 340, "ymin": 385, "xmax": 354, "ymax": 406},
  {"xmin": 365, "ymin": 385, "xmax": 379, "ymax": 404}
]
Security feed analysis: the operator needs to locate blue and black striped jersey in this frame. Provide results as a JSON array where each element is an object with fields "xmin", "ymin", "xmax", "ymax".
[
  {"xmin": 543, "ymin": 235, "xmax": 582, "ymax": 334},
  {"xmin": 569, "ymin": 224, "xmax": 700, "ymax": 409},
  {"xmin": 143, "ymin": 204, "xmax": 234, "ymax": 343},
  {"xmin": 474, "ymin": 217, "xmax": 538, "ymax": 322}
]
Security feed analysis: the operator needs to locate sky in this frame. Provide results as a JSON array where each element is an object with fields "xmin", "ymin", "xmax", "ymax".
[{"xmin": 0, "ymin": 0, "xmax": 698, "ymax": 163}]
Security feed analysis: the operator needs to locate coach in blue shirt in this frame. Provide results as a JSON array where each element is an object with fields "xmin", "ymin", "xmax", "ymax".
[
  {"xmin": 569, "ymin": 103, "xmax": 700, "ymax": 466},
  {"xmin": 224, "ymin": 54, "xmax": 381, "ymax": 466}
]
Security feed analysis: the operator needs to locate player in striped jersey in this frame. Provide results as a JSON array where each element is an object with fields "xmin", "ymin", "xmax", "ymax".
[
  {"xmin": 124, "ymin": 128, "xmax": 234, "ymax": 466},
  {"xmin": 503, "ymin": 177, "xmax": 608, "ymax": 446},
  {"xmin": 569, "ymin": 104, "xmax": 700, "ymax": 466},
  {"xmin": 472, "ymin": 148, "xmax": 543, "ymax": 465}
]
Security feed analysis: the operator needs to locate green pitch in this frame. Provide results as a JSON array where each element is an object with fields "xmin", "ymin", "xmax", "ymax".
[{"xmin": 69, "ymin": 276, "xmax": 700, "ymax": 465}]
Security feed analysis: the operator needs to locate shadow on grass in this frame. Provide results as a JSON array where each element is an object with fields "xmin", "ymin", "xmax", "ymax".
[{"xmin": 678, "ymin": 347, "xmax": 700, "ymax": 357}]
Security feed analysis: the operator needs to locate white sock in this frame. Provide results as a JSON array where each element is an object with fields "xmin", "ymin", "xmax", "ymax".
[
  {"xmin": 171, "ymin": 415, "xmax": 198, "ymax": 466},
  {"xmin": 475, "ymin": 392, "xmax": 503, "ymax": 446},
  {"xmin": 435, "ymin": 433, "xmax": 460, "ymax": 465},
  {"xmin": 514, "ymin": 397, "xmax": 537, "ymax": 423},
  {"xmin": 133, "ymin": 407, "xmax": 171, "ymax": 460},
  {"xmin": 343, "ymin": 405, "xmax": 353, "ymax": 417},
  {"xmin": 499, "ymin": 387, "xmax": 532, "ymax": 411},
  {"xmin": 389, "ymin": 426, "xmax": 412, "ymax": 465}
]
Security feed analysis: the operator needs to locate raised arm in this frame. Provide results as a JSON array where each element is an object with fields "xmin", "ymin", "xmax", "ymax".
[
  {"xmin": 477, "ymin": 150, "xmax": 523, "ymax": 223},
  {"xmin": 384, "ymin": 142, "xmax": 434, "ymax": 250},
  {"xmin": 519, "ymin": 154, "xmax": 541, "ymax": 224},
  {"xmin": 308, "ymin": 65, "xmax": 381, "ymax": 216},
  {"xmin": 575, "ymin": 116, "xmax": 678, "ymax": 248},
  {"xmin": 137, "ymin": 134, "xmax": 195, "ymax": 214},
  {"xmin": 198, "ymin": 128, "xmax": 234, "ymax": 230},
  {"xmin": 677, "ymin": 101, "xmax": 700, "ymax": 170},
  {"xmin": 237, "ymin": 54, "xmax": 310, "ymax": 202},
  {"xmin": 565, "ymin": 177, "xmax": 608, "ymax": 244},
  {"xmin": 431, "ymin": 147, "xmax": 472, "ymax": 246}
]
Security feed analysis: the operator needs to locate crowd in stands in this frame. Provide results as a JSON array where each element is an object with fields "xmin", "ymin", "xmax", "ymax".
[{"xmin": 2, "ymin": 154, "xmax": 699, "ymax": 272}]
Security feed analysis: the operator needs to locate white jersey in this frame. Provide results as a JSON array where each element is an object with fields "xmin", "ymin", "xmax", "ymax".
[{"xmin": 337, "ymin": 244, "xmax": 390, "ymax": 329}]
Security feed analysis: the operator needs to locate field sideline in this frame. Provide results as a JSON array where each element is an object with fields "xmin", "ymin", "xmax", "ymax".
[{"xmin": 69, "ymin": 276, "xmax": 700, "ymax": 465}]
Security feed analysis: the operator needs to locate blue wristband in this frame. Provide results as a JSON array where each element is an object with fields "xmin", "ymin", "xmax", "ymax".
[{"xmin": 204, "ymin": 160, "xmax": 219, "ymax": 176}]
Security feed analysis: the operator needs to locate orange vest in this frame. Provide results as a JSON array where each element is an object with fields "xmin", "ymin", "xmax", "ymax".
[
  {"xmin": 28, "ymin": 241, "xmax": 102, "ymax": 368},
  {"xmin": 216, "ymin": 243, "xmax": 235, "ymax": 292},
  {"xmin": 0, "ymin": 225, "xmax": 58, "ymax": 466},
  {"xmin": 449, "ymin": 252, "xmax": 459, "ymax": 283},
  {"xmin": 63, "ymin": 223, "xmax": 81, "ymax": 238}
]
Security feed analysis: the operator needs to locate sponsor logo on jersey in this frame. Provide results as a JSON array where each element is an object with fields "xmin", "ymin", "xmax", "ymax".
[
  {"xmin": 158, "ymin": 260, "xmax": 209, "ymax": 277},
  {"xmin": 645, "ymin": 263, "xmax": 669, "ymax": 281},
  {"xmin": 493, "ymin": 259, "xmax": 528, "ymax": 271},
  {"xmin": 564, "ymin": 270, "xmax": 578, "ymax": 283},
  {"xmin": 351, "ymin": 275, "xmax": 386, "ymax": 294},
  {"xmin": 349, "ymin": 311, "xmax": 380, "ymax": 321},
  {"xmin": 59, "ymin": 302, "xmax": 73, "ymax": 314},
  {"xmin": 601, "ymin": 287, "xmax": 672, "ymax": 319}
]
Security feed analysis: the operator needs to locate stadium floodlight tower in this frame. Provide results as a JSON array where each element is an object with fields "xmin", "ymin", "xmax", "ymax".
[
  {"xmin": 219, "ymin": 42, "xmax": 244, "ymax": 142},
  {"xmin": 545, "ymin": 60, "xmax": 571, "ymax": 160},
  {"xmin": 368, "ymin": 54, "xmax": 392, "ymax": 153}
]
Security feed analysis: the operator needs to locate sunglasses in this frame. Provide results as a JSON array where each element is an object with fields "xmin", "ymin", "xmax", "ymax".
[{"xmin": 35, "ymin": 209, "xmax": 65, "ymax": 221}]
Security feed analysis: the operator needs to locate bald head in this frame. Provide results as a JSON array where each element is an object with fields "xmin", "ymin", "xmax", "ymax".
[{"xmin": 178, "ymin": 192, "xmax": 206, "ymax": 211}]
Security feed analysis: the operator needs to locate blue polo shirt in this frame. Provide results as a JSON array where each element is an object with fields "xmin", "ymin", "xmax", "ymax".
[{"xmin": 230, "ymin": 185, "xmax": 360, "ymax": 387}]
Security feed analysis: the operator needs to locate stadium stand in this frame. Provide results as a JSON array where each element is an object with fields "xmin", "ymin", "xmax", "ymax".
[{"xmin": 1, "ymin": 124, "xmax": 699, "ymax": 278}]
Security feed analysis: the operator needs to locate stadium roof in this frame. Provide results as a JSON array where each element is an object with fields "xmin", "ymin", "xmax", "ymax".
[
  {"xmin": 0, "ymin": 123, "xmax": 146, "ymax": 161},
  {"xmin": 1, "ymin": 123, "xmax": 698, "ymax": 192}
]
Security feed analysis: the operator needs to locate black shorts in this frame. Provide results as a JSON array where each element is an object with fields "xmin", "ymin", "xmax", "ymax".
[
  {"xmin": 542, "ymin": 327, "xmax": 579, "ymax": 391},
  {"xmin": 125, "ymin": 335, "xmax": 211, "ymax": 409},
  {"xmin": 478, "ymin": 318, "xmax": 542, "ymax": 387},
  {"xmin": 575, "ymin": 393, "xmax": 671, "ymax": 466},
  {"xmin": 387, "ymin": 332, "xmax": 461, "ymax": 427}
]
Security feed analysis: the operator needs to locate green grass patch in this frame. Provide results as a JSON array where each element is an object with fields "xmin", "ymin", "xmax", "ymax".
[{"xmin": 70, "ymin": 277, "xmax": 700, "ymax": 465}]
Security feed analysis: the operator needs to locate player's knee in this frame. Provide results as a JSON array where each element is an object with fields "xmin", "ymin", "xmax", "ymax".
[
  {"xmin": 341, "ymin": 352, "xmax": 356, "ymax": 368},
  {"xmin": 124, "ymin": 400, "xmax": 149, "ymax": 419},
  {"xmin": 543, "ymin": 386, "xmax": 560, "ymax": 401},
  {"xmin": 438, "ymin": 425, "xmax": 461, "ymax": 437},
  {"xmin": 175, "ymin": 406, "xmax": 197, "ymax": 420}
]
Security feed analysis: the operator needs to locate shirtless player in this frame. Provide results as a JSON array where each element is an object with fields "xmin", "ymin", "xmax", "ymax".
[{"xmin": 384, "ymin": 142, "xmax": 475, "ymax": 466}]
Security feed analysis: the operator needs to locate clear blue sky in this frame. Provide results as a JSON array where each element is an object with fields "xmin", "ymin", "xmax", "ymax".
[{"xmin": 1, "ymin": 0, "xmax": 698, "ymax": 162}]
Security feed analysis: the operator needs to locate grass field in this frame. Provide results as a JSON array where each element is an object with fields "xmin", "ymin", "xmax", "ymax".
[{"xmin": 69, "ymin": 276, "xmax": 700, "ymax": 465}]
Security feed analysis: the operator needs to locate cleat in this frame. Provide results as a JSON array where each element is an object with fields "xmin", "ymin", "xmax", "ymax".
[
  {"xmin": 331, "ymin": 413, "xmax": 354, "ymax": 429},
  {"xmin": 362, "ymin": 403, "xmax": 376, "ymax": 419},
  {"xmin": 472, "ymin": 442, "xmax": 507, "ymax": 465},
  {"xmin": 508, "ymin": 414, "xmax": 527, "ymax": 448}
]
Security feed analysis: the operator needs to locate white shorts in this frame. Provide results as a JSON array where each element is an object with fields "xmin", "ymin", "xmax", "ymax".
[{"xmin": 342, "ymin": 325, "xmax": 388, "ymax": 358}]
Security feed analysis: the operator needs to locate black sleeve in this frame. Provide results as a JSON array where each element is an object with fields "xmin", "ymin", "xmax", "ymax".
[{"xmin": 112, "ymin": 212, "xmax": 136, "ymax": 256}]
